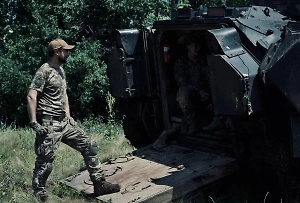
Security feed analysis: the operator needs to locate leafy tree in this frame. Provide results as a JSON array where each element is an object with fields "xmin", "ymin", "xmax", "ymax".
[
  {"xmin": 226, "ymin": 0, "xmax": 250, "ymax": 6},
  {"xmin": 65, "ymin": 38, "xmax": 109, "ymax": 119},
  {"xmin": 188, "ymin": 0, "xmax": 250, "ymax": 8},
  {"xmin": 0, "ymin": 0, "xmax": 251, "ymax": 125},
  {"xmin": 0, "ymin": 0, "xmax": 173, "ymax": 125}
]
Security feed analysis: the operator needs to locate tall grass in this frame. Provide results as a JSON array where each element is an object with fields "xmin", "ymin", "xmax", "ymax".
[
  {"xmin": 0, "ymin": 120, "xmax": 287, "ymax": 203},
  {"xmin": 0, "ymin": 121, "xmax": 134, "ymax": 203}
]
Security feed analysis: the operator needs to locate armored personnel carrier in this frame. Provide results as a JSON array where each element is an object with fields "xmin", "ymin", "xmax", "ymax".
[
  {"xmin": 106, "ymin": 0, "xmax": 300, "ymax": 198},
  {"xmin": 63, "ymin": 1, "xmax": 300, "ymax": 202}
]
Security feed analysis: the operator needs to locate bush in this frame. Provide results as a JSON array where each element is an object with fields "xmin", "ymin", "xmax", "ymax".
[
  {"xmin": 0, "ymin": 0, "xmax": 250, "ymax": 125},
  {"xmin": 0, "ymin": 37, "xmax": 109, "ymax": 126},
  {"xmin": 0, "ymin": 123, "xmax": 133, "ymax": 202},
  {"xmin": 65, "ymin": 38, "xmax": 110, "ymax": 120},
  {"xmin": 0, "ymin": 56, "xmax": 31, "ymax": 125}
]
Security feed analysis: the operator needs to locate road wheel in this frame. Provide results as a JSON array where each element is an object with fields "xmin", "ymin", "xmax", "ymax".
[{"xmin": 123, "ymin": 115, "xmax": 153, "ymax": 148}]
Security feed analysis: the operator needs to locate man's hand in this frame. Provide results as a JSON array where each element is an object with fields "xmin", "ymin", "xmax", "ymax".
[
  {"xmin": 29, "ymin": 121, "xmax": 47, "ymax": 135},
  {"xmin": 65, "ymin": 117, "xmax": 77, "ymax": 126},
  {"xmin": 199, "ymin": 90, "xmax": 209, "ymax": 102},
  {"xmin": 68, "ymin": 117, "xmax": 77, "ymax": 126}
]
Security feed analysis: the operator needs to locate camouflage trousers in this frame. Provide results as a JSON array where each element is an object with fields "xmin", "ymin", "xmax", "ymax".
[
  {"xmin": 177, "ymin": 86, "xmax": 199, "ymax": 120},
  {"xmin": 177, "ymin": 86, "xmax": 211, "ymax": 114},
  {"xmin": 176, "ymin": 86, "xmax": 198, "ymax": 134},
  {"xmin": 177, "ymin": 86, "xmax": 213, "ymax": 134},
  {"xmin": 32, "ymin": 117, "xmax": 104, "ymax": 194}
]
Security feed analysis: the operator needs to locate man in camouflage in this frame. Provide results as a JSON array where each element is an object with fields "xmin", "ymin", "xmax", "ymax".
[
  {"xmin": 174, "ymin": 35, "xmax": 211, "ymax": 135},
  {"xmin": 27, "ymin": 39, "xmax": 120, "ymax": 201}
]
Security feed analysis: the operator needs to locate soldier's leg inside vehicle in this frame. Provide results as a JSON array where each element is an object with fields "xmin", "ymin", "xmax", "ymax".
[
  {"xmin": 61, "ymin": 118, "xmax": 120, "ymax": 196},
  {"xmin": 177, "ymin": 87, "xmax": 197, "ymax": 135},
  {"xmin": 202, "ymin": 115, "xmax": 225, "ymax": 131}
]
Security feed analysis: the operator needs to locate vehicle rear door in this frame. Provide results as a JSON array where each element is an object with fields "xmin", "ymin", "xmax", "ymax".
[{"xmin": 107, "ymin": 28, "xmax": 156, "ymax": 98}]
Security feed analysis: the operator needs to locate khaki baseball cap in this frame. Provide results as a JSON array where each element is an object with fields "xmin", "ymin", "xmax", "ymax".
[
  {"xmin": 48, "ymin": 39, "xmax": 75, "ymax": 52},
  {"xmin": 177, "ymin": 35, "xmax": 199, "ymax": 45}
]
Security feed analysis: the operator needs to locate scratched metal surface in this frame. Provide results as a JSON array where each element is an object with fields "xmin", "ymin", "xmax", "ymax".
[{"xmin": 62, "ymin": 144, "xmax": 238, "ymax": 203}]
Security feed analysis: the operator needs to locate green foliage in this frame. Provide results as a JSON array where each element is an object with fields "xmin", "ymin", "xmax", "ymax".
[
  {"xmin": 0, "ymin": 127, "xmax": 35, "ymax": 202},
  {"xmin": 0, "ymin": 0, "xmax": 251, "ymax": 125},
  {"xmin": 226, "ymin": 0, "xmax": 250, "ymax": 6},
  {"xmin": 83, "ymin": 0, "xmax": 171, "ymax": 30},
  {"xmin": 0, "ymin": 0, "xmax": 173, "ymax": 125},
  {"xmin": 0, "ymin": 56, "xmax": 31, "ymax": 124},
  {"xmin": 188, "ymin": 0, "xmax": 250, "ymax": 8},
  {"xmin": 0, "ymin": 0, "xmax": 86, "ymax": 125},
  {"xmin": 0, "ymin": 124, "xmax": 132, "ymax": 202},
  {"xmin": 78, "ymin": 115, "xmax": 123, "ymax": 138},
  {"xmin": 176, "ymin": 0, "xmax": 191, "ymax": 8},
  {"xmin": 65, "ymin": 38, "xmax": 109, "ymax": 119}
]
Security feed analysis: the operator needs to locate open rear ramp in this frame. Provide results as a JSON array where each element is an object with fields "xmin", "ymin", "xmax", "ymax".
[{"xmin": 62, "ymin": 144, "xmax": 238, "ymax": 203}]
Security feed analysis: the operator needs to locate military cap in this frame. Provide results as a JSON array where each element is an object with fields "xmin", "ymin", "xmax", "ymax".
[
  {"xmin": 177, "ymin": 35, "xmax": 199, "ymax": 45},
  {"xmin": 48, "ymin": 39, "xmax": 75, "ymax": 52}
]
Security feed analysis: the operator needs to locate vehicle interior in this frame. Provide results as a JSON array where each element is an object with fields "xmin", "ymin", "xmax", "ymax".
[
  {"xmin": 160, "ymin": 29, "xmax": 215, "ymax": 128},
  {"xmin": 156, "ymin": 29, "xmax": 233, "ymax": 153}
]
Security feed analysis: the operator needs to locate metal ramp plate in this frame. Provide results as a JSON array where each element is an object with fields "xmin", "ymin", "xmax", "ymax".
[{"xmin": 62, "ymin": 145, "xmax": 238, "ymax": 203}]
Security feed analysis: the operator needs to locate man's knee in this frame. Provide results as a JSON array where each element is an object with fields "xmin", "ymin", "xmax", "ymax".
[
  {"xmin": 83, "ymin": 140, "xmax": 102, "ymax": 172},
  {"xmin": 82, "ymin": 139, "xmax": 99, "ymax": 161},
  {"xmin": 177, "ymin": 86, "xmax": 191, "ymax": 98},
  {"xmin": 177, "ymin": 87, "xmax": 193, "ymax": 109},
  {"xmin": 89, "ymin": 140, "xmax": 98, "ymax": 156}
]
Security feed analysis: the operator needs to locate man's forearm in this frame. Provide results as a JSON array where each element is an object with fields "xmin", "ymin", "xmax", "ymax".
[
  {"xmin": 27, "ymin": 91, "xmax": 38, "ymax": 122},
  {"xmin": 65, "ymin": 94, "xmax": 71, "ymax": 117}
]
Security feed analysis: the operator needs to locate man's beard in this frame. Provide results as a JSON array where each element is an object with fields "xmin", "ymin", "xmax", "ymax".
[{"xmin": 58, "ymin": 56, "xmax": 67, "ymax": 63}]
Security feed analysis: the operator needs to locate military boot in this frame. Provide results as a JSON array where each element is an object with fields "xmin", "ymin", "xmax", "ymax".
[
  {"xmin": 187, "ymin": 120, "xmax": 197, "ymax": 135},
  {"xmin": 93, "ymin": 179, "xmax": 121, "ymax": 196},
  {"xmin": 185, "ymin": 112, "xmax": 197, "ymax": 136},
  {"xmin": 32, "ymin": 175, "xmax": 49, "ymax": 202},
  {"xmin": 202, "ymin": 116, "xmax": 225, "ymax": 131},
  {"xmin": 33, "ymin": 189, "xmax": 48, "ymax": 202},
  {"xmin": 180, "ymin": 118, "xmax": 188, "ymax": 135}
]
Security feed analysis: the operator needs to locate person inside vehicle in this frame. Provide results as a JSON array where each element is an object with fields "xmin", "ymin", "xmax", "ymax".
[
  {"xmin": 174, "ymin": 34, "xmax": 224, "ymax": 135},
  {"xmin": 174, "ymin": 34, "xmax": 211, "ymax": 135}
]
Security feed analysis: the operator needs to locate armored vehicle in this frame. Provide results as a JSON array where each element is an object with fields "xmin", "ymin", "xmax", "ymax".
[
  {"xmin": 106, "ymin": 0, "xmax": 300, "ymax": 199},
  {"xmin": 63, "ymin": 1, "xmax": 300, "ymax": 202}
]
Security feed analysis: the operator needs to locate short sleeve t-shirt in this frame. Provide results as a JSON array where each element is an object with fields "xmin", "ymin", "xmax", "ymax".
[
  {"xmin": 29, "ymin": 63, "xmax": 67, "ymax": 116},
  {"xmin": 174, "ymin": 56, "xmax": 210, "ymax": 91}
]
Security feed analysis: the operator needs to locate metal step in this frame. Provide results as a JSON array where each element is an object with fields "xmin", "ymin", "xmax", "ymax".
[
  {"xmin": 176, "ymin": 130, "xmax": 234, "ymax": 156},
  {"xmin": 61, "ymin": 144, "xmax": 238, "ymax": 203}
]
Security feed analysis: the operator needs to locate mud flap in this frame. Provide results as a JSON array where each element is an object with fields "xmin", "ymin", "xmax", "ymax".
[{"xmin": 61, "ymin": 145, "xmax": 238, "ymax": 203}]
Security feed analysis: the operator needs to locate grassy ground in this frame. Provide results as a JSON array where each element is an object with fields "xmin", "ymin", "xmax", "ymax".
[
  {"xmin": 0, "ymin": 121, "xmax": 134, "ymax": 203},
  {"xmin": 0, "ymin": 120, "xmax": 290, "ymax": 203}
]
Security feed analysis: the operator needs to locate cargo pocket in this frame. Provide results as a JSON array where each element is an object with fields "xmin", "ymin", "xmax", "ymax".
[
  {"xmin": 45, "ymin": 124, "xmax": 54, "ymax": 134},
  {"xmin": 68, "ymin": 117, "xmax": 77, "ymax": 126},
  {"xmin": 35, "ymin": 137, "xmax": 54, "ymax": 160}
]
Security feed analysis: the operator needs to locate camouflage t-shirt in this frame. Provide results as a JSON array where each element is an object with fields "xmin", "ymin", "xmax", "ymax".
[
  {"xmin": 174, "ymin": 56, "xmax": 210, "ymax": 92},
  {"xmin": 29, "ymin": 63, "xmax": 67, "ymax": 116}
]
